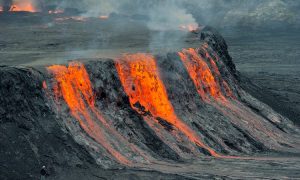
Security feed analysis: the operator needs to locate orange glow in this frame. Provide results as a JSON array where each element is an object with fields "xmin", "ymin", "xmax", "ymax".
[
  {"xmin": 99, "ymin": 15, "xmax": 109, "ymax": 20},
  {"xmin": 179, "ymin": 48, "xmax": 225, "ymax": 101},
  {"xmin": 48, "ymin": 9, "xmax": 64, "ymax": 14},
  {"xmin": 0, "ymin": 6, "xmax": 3, "ymax": 12},
  {"xmin": 179, "ymin": 24, "xmax": 198, "ymax": 32},
  {"xmin": 47, "ymin": 62, "xmax": 130, "ymax": 164},
  {"xmin": 9, "ymin": 1, "xmax": 37, "ymax": 12},
  {"xmin": 116, "ymin": 54, "xmax": 220, "ymax": 157},
  {"xmin": 42, "ymin": 81, "xmax": 47, "ymax": 89}
]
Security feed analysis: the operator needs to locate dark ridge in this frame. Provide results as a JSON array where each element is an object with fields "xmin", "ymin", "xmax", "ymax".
[
  {"xmin": 197, "ymin": 147, "xmax": 212, "ymax": 156},
  {"xmin": 223, "ymin": 140, "xmax": 242, "ymax": 152},
  {"xmin": 231, "ymin": 124, "xmax": 266, "ymax": 152},
  {"xmin": 239, "ymin": 74, "xmax": 300, "ymax": 127},
  {"xmin": 133, "ymin": 101, "xmax": 151, "ymax": 116},
  {"xmin": 156, "ymin": 117, "xmax": 174, "ymax": 132},
  {"xmin": 244, "ymin": 102, "xmax": 287, "ymax": 133},
  {"xmin": 192, "ymin": 122, "xmax": 228, "ymax": 154},
  {"xmin": 201, "ymin": 26, "xmax": 237, "ymax": 78},
  {"xmin": 0, "ymin": 66, "xmax": 96, "ymax": 179}
]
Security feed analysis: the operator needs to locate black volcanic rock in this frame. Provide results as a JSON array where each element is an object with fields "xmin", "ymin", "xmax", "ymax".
[
  {"xmin": 0, "ymin": 29, "xmax": 300, "ymax": 179},
  {"xmin": 201, "ymin": 26, "xmax": 237, "ymax": 78},
  {"xmin": 0, "ymin": 66, "xmax": 96, "ymax": 179}
]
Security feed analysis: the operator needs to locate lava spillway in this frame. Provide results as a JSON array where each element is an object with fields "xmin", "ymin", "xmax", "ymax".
[
  {"xmin": 47, "ymin": 62, "xmax": 131, "ymax": 164},
  {"xmin": 116, "ymin": 53, "xmax": 220, "ymax": 157}
]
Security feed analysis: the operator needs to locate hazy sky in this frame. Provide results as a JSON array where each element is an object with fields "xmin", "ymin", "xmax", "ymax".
[{"xmin": 1, "ymin": 0, "xmax": 299, "ymax": 29}]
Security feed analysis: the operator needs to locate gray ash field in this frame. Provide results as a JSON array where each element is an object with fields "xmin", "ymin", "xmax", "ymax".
[{"xmin": 1, "ymin": 9, "xmax": 300, "ymax": 180}]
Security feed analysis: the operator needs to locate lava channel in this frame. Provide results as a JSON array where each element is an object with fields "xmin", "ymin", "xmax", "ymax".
[
  {"xmin": 178, "ymin": 48, "xmax": 227, "ymax": 102},
  {"xmin": 47, "ymin": 62, "xmax": 131, "ymax": 164},
  {"xmin": 116, "ymin": 53, "xmax": 220, "ymax": 157}
]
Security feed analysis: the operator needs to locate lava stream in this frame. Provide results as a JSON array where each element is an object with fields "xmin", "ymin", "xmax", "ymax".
[
  {"xmin": 178, "ymin": 48, "xmax": 227, "ymax": 101},
  {"xmin": 47, "ymin": 62, "xmax": 130, "ymax": 164},
  {"xmin": 9, "ymin": 0, "xmax": 37, "ymax": 12},
  {"xmin": 179, "ymin": 47, "xmax": 290, "ymax": 151},
  {"xmin": 116, "ymin": 53, "xmax": 220, "ymax": 157}
]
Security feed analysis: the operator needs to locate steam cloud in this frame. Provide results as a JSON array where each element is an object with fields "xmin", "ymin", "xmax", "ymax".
[
  {"xmin": 55, "ymin": 0, "xmax": 199, "ymax": 31},
  {"xmin": 1, "ymin": 0, "xmax": 299, "ymax": 29},
  {"xmin": 50, "ymin": 0, "xmax": 299, "ymax": 29},
  {"xmin": 147, "ymin": 1, "xmax": 198, "ymax": 31}
]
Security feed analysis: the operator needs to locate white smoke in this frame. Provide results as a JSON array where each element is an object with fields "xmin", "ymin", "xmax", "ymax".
[
  {"xmin": 147, "ymin": 1, "xmax": 198, "ymax": 31},
  {"xmin": 81, "ymin": 0, "xmax": 119, "ymax": 17},
  {"xmin": 56, "ymin": 0, "xmax": 198, "ymax": 31}
]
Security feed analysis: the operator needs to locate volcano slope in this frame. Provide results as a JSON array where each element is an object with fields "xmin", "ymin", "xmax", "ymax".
[{"xmin": 1, "ymin": 27, "xmax": 300, "ymax": 179}]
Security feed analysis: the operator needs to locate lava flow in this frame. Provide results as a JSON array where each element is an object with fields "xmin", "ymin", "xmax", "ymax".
[
  {"xmin": 47, "ymin": 62, "xmax": 130, "ymax": 164},
  {"xmin": 116, "ymin": 53, "xmax": 220, "ymax": 157},
  {"xmin": 178, "ymin": 48, "xmax": 227, "ymax": 101},
  {"xmin": 9, "ymin": 0, "xmax": 37, "ymax": 12},
  {"xmin": 99, "ymin": 15, "xmax": 109, "ymax": 20}
]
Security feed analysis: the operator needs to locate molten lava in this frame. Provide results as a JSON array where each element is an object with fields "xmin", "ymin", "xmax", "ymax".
[
  {"xmin": 178, "ymin": 48, "xmax": 226, "ymax": 101},
  {"xmin": 179, "ymin": 24, "xmax": 198, "ymax": 32},
  {"xmin": 116, "ymin": 54, "xmax": 220, "ymax": 157},
  {"xmin": 99, "ymin": 15, "xmax": 109, "ymax": 20},
  {"xmin": 9, "ymin": 1, "xmax": 37, "ymax": 12},
  {"xmin": 47, "ymin": 62, "xmax": 130, "ymax": 164}
]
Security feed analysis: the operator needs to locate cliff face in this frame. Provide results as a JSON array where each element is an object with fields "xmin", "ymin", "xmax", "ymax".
[{"xmin": 1, "ymin": 28, "xmax": 299, "ymax": 179}]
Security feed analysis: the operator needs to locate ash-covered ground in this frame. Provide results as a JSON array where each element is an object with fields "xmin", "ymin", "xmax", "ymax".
[
  {"xmin": 0, "ymin": 12, "xmax": 300, "ymax": 180},
  {"xmin": 224, "ymin": 30, "xmax": 300, "ymax": 126}
]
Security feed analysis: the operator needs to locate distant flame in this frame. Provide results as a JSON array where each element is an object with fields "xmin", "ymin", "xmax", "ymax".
[
  {"xmin": 9, "ymin": 1, "xmax": 37, "ymax": 12},
  {"xmin": 179, "ymin": 24, "xmax": 198, "ymax": 32},
  {"xmin": 99, "ymin": 15, "xmax": 109, "ymax": 20},
  {"xmin": 47, "ymin": 62, "xmax": 131, "ymax": 164},
  {"xmin": 116, "ymin": 53, "xmax": 220, "ymax": 157}
]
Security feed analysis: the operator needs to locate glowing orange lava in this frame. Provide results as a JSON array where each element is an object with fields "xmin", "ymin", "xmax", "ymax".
[
  {"xmin": 116, "ymin": 54, "xmax": 220, "ymax": 157},
  {"xmin": 47, "ymin": 62, "xmax": 130, "ymax": 164},
  {"xmin": 179, "ymin": 48, "xmax": 225, "ymax": 101},
  {"xmin": 99, "ymin": 15, "xmax": 109, "ymax": 20},
  {"xmin": 9, "ymin": 1, "xmax": 37, "ymax": 12},
  {"xmin": 179, "ymin": 24, "xmax": 198, "ymax": 32}
]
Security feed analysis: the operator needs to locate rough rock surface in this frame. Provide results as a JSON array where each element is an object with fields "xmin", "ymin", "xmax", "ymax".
[{"xmin": 0, "ymin": 28, "xmax": 300, "ymax": 179}]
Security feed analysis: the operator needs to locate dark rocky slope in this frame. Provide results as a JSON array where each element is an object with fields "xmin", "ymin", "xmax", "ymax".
[{"xmin": 0, "ymin": 28, "xmax": 299, "ymax": 179}]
